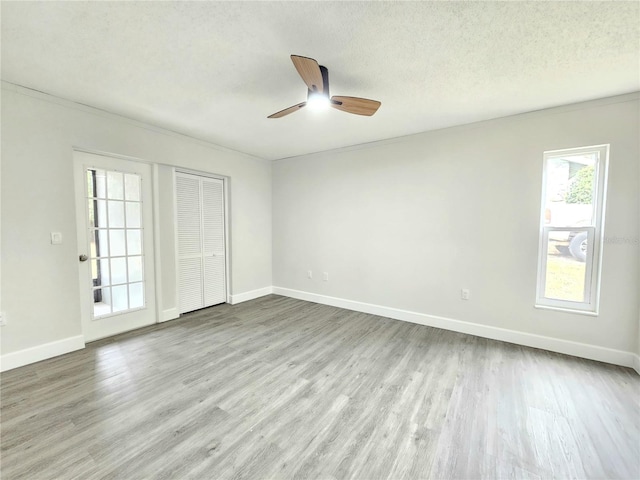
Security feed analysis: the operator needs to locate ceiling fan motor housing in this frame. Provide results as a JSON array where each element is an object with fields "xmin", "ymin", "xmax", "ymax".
[{"xmin": 307, "ymin": 65, "xmax": 331, "ymax": 101}]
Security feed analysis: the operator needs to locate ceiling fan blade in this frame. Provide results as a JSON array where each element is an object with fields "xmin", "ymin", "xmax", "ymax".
[
  {"xmin": 330, "ymin": 96, "xmax": 381, "ymax": 116},
  {"xmin": 291, "ymin": 55, "xmax": 324, "ymax": 93},
  {"xmin": 268, "ymin": 102, "xmax": 306, "ymax": 119}
]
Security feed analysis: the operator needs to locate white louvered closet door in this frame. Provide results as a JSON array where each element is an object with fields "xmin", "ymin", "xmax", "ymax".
[
  {"xmin": 176, "ymin": 172, "xmax": 226, "ymax": 314},
  {"xmin": 202, "ymin": 179, "xmax": 227, "ymax": 306}
]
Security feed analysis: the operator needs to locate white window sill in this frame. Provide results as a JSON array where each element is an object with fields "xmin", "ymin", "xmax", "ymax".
[{"xmin": 534, "ymin": 304, "xmax": 599, "ymax": 317}]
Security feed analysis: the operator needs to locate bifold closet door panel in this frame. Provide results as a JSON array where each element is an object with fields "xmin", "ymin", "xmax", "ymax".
[
  {"xmin": 204, "ymin": 255, "xmax": 226, "ymax": 306},
  {"xmin": 178, "ymin": 257, "xmax": 204, "ymax": 313},
  {"xmin": 202, "ymin": 178, "xmax": 227, "ymax": 306},
  {"xmin": 176, "ymin": 173, "xmax": 204, "ymax": 313}
]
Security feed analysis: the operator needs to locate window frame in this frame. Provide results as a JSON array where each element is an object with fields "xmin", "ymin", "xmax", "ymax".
[{"xmin": 535, "ymin": 144, "xmax": 609, "ymax": 314}]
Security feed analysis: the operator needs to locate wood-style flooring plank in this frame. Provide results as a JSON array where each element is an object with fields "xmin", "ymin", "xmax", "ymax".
[{"xmin": 1, "ymin": 295, "xmax": 638, "ymax": 479}]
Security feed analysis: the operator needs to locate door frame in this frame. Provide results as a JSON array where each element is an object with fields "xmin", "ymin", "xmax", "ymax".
[
  {"xmin": 73, "ymin": 147, "xmax": 162, "ymax": 339},
  {"xmin": 172, "ymin": 167, "xmax": 231, "ymax": 312}
]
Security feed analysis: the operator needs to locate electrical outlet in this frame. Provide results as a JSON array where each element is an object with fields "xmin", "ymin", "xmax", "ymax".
[
  {"xmin": 307, "ymin": 270, "xmax": 313, "ymax": 279},
  {"xmin": 461, "ymin": 289, "xmax": 470, "ymax": 300},
  {"xmin": 323, "ymin": 272, "xmax": 329, "ymax": 281}
]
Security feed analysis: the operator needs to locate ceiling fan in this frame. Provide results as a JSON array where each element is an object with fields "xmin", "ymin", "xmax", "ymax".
[{"xmin": 268, "ymin": 55, "xmax": 381, "ymax": 119}]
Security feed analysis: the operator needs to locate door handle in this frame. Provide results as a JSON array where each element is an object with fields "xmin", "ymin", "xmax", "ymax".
[{"xmin": 79, "ymin": 254, "xmax": 89, "ymax": 262}]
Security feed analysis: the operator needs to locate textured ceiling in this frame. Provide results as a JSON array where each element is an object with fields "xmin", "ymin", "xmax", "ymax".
[{"xmin": 2, "ymin": 1, "xmax": 639, "ymax": 160}]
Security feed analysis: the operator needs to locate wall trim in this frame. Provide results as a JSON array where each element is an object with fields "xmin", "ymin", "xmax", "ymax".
[
  {"xmin": 0, "ymin": 335, "xmax": 85, "ymax": 372},
  {"xmin": 160, "ymin": 308, "xmax": 180, "ymax": 323},
  {"xmin": 229, "ymin": 286, "xmax": 273, "ymax": 305},
  {"xmin": 273, "ymin": 287, "xmax": 639, "ymax": 371}
]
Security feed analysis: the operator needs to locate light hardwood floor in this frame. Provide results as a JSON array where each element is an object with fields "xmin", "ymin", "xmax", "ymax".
[{"xmin": 1, "ymin": 295, "xmax": 639, "ymax": 479}]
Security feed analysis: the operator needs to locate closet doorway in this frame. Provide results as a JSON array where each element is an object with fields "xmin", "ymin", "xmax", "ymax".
[{"xmin": 175, "ymin": 170, "xmax": 228, "ymax": 314}]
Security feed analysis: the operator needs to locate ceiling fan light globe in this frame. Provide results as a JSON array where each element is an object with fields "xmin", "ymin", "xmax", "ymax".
[{"xmin": 307, "ymin": 94, "xmax": 330, "ymax": 111}]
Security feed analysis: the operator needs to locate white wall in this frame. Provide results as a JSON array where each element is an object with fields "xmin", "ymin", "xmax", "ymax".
[
  {"xmin": 2, "ymin": 83, "xmax": 637, "ymax": 369},
  {"xmin": 273, "ymin": 94, "xmax": 639, "ymax": 356},
  {"xmin": 1, "ymin": 83, "xmax": 272, "ymax": 357}
]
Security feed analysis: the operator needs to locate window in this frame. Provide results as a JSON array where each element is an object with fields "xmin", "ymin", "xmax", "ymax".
[{"xmin": 536, "ymin": 145, "xmax": 608, "ymax": 314}]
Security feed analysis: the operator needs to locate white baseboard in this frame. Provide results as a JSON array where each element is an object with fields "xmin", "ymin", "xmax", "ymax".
[
  {"xmin": 229, "ymin": 286, "xmax": 273, "ymax": 305},
  {"xmin": 2, "ymin": 291, "xmax": 635, "ymax": 375},
  {"xmin": 273, "ymin": 287, "xmax": 638, "ymax": 371},
  {"xmin": 633, "ymin": 354, "xmax": 640, "ymax": 376},
  {"xmin": 1, "ymin": 335, "xmax": 85, "ymax": 372},
  {"xmin": 159, "ymin": 308, "xmax": 179, "ymax": 323}
]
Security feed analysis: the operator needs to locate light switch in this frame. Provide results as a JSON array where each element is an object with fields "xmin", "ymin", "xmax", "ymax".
[{"xmin": 51, "ymin": 232, "xmax": 63, "ymax": 245}]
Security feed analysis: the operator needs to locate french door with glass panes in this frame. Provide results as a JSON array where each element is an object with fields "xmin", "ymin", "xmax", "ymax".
[{"xmin": 74, "ymin": 151, "xmax": 156, "ymax": 341}]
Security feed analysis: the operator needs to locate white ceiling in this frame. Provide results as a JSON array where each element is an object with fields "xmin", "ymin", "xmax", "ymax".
[{"xmin": 2, "ymin": 1, "xmax": 638, "ymax": 160}]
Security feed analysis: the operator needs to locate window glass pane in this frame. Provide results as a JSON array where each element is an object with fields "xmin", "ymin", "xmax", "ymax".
[
  {"xmin": 107, "ymin": 171, "xmax": 124, "ymax": 200},
  {"xmin": 127, "ymin": 230, "xmax": 142, "ymax": 255},
  {"xmin": 111, "ymin": 285, "xmax": 129, "ymax": 312},
  {"xmin": 544, "ymin": 229, "xmax": 589, "ymax": 302},
  {"xmin": 107, "ymin": 201, "xmax": 125, "ymax": 228},
  {"xmin": 129, "ymin": 282, "xmax": 144, "ymax": 309},
  {"xmin": 93, "ymin": 287, "xmax": 111, "ymax": 317},
  {"xmin": 111, "ymin": 257, "xmax": 127, "ymax": 285},
  {"xmin": 125, "ymin": 174, "xmax": 141, "ymax": 201},
  {"xmin": 125, "ymin": 202, "xmax": 141, "ymax": 228},
  {"xmin": 128, "ymin": 256, "xmax": 143, "ymax": 282},
  {"xmin": 545, "ymin": 153, "xmax": 597, "ymax": 227},
  {"xmin": 109, "ymin": 230, "xmax": 126, "ymax": 257}
]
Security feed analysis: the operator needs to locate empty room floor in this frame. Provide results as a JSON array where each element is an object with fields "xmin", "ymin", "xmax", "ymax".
[{"xmin": 1, "ymin": 295, "xmax": 639, "ymax": 479}]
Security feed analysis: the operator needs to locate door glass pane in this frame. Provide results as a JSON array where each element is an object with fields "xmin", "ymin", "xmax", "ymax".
[
  {"xmin": 88, "ymin": 169, "xmax": 107, "ymax": 199},
  {"xmin": 87, "ymin": 168, "xmax": 145, "ymax": 318},
  {"xmin": 125, "ymin": 202, "xmax": 141, "ymax": 228},
  {"xmin": 91, "ymin": 258, "xmax": 99, "ymax": 285},
  {"xmin": 124, "ymin": 174, "xmax": 140, "ymax": 201},
  {"xmin": 129, "ymin": 282, "xmax": 144, "ymax": 309},
  {"xmin": 99, "ymin": 258, "xmax": 111, "ymax": 286},
  {"xmin": 111, "ymin": 285, "xmax": 129, "ymax": 312},
  {"xmin": 88, "ymin": 199, "xmax": 108, "ymax": 228},
  {"xmin": 95, "ymin": 230, "xmax": 109, "ymax": 257},
  {"xmin": 128, "ymin": 256, "xmax": 143, "ymax": 282},
  {"xmin": 107, "ymin": 201, "xmax": 125, "ymax": 228},
  {"xmin": 107, "ymin": 171, "xmax": 124, "ymax": 200},
  {"xmin": 86, "ymin": 170, "xmax": 95, "ymax": 198},
  {"xmin": 93, "ymin": 287, "xmax": 111, "ymax": 317},
  {"xmin": 544, "ymin": 229, "xmax": 589, "ymax": 302},
  {"xmin": 109, "ymin": 230, "xmax": 126, "ymax": 257},
  {"xmin": 111, "ymin": 257, "xmax": 127, "ymax": 285},
  {"xmin": 127, "ymin": 230, "xmax": 142, "ymax": 255}
]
